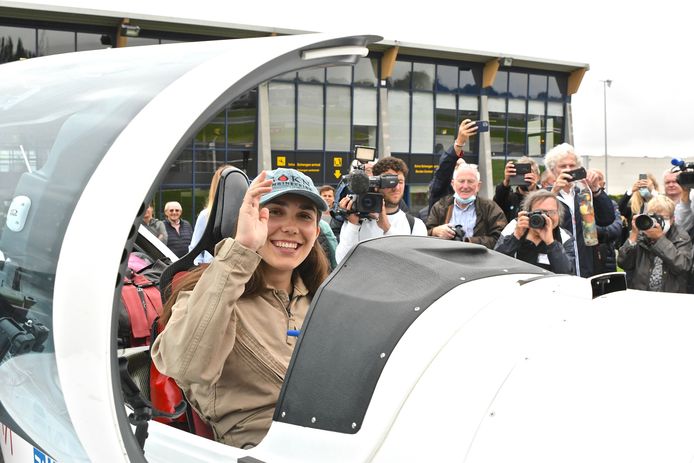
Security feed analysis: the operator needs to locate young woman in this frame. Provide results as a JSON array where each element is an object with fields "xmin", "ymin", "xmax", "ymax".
[{"xmin": 151, "ymin": 168, "xmax": 330, "ymax": 449}]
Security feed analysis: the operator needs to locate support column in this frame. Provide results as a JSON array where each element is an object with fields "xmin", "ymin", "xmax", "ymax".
[
  {"xmin": 478, "ymin": 95, "xmax": 493, "ymax": 199},
  {"xmin": 257, "ymin": 82, "xmax": 272, "ymax": 171},
  {"xmin": 378, "ymin": 46, "xmax": 399, "ymax": 158}
]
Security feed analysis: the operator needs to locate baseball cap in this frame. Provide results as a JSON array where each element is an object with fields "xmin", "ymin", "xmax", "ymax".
[{"xmin": 260, "ymin": 168, "xmax": 328, "ymax": 212}]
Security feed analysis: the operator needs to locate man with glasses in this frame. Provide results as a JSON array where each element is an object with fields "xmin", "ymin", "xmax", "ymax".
[
  {"xmin": 163, "ymin": 201, "xmax": 194, "ymax": 258},
  {"xmin": 427, "ymin": 163, "xmax": 506, "ymax": 249},
  {"xmin": 495, "ymin": 190, "xmax": 575, "ymax": 274}
]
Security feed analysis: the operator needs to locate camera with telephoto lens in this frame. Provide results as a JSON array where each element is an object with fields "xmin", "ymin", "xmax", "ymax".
[
  {"xmin": 331, "ymin": 146, "xmax": 399, "ymax": 220},
  {"xmin": 635, "ymin": 213, "xmax": 665, "ymax": 231},
  {"xmin": 449, "ymin": 224, "xmax": 466, "ymax": 241},
  {"xmin": 528, "ymin": 210, "xmax": 547, "ymax": 229},
  {"xmin": 671, "ymin": 158, "xmax": 694, "ymax": 188}
]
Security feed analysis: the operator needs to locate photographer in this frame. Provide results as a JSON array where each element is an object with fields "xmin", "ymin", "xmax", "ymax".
[
  {"xmin": 618, "ymin": 196, "xmax": 692, "ymax": 293},
  {"xmin": 426, "ymin": 163, "xmax": 507, "ymax": 249},
  {"xmin": 335, "ymin": 157, "xmax": 427, "ymax": 264},
  {"xmin": 493, "ymin": 156, "xmax": 540, "ymax": 222},
  {"xmin": 617, "ymin": 172, "xmax": 659, "ymax": 246},
  {"xmin": 545, "ymin": 143, "xmax": 615, "ymax": 277},
  {"xmin": 494, "ymin": 190, "xmax": 575, "ymax": 274}
]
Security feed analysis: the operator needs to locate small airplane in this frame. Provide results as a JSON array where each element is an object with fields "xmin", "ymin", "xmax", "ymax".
[{"xmin": 1, "ymin": 33, "xmax": 694, "ymax": 463}]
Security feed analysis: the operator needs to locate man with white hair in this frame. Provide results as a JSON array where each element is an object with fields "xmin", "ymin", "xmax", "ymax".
[
  {"xmin": 163, "ymin": 201, "xmax": 194, "ymax": 258},
  {"xmin": 545, "ymin": 143, "xmax": 616, "ymax": 277},
  {"xmin": 426, "ymin": 163, "xmax": 506, "ymax": 249}
]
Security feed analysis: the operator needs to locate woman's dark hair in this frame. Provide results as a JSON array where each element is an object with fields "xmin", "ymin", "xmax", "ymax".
[{"xmin": 159, "ymin": 217, "xmax": 330, "ymax": 327}]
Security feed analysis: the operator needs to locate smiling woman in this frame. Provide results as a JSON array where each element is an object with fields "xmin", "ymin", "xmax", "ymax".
[{"xmin": 151, "ymin": 167, "xmax": 330, "ymax": 449}]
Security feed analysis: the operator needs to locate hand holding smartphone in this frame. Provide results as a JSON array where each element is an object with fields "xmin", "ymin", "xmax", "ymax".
[{"xmin": 473, "ymin": 120, "xmax": 489, "ymax": 133}]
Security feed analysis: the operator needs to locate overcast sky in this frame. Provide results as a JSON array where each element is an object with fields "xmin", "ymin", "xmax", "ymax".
[{"xmin": 37, "ymin": 0, "xmax": 694, "ymax": 159}]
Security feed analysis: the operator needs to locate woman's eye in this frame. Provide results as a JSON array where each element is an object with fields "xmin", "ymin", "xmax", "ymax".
[{"xmin": 268, "ymin": 208, "xmax": 282, "ymax": 216}]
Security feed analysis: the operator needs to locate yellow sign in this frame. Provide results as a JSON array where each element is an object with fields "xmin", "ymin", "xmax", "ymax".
[
  {"xmin": 333, "ymin": 157, "xmax": 342, "ymax": 167},
  {"xmin": 277, "ymin": 156, "xmax": 286, "ymax": 167},
  {"xmin": 334, "ymin": 170, "xmax": 342, "ymax": 179}
]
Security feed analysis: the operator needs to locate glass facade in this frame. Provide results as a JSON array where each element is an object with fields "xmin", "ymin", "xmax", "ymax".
[{"xmin": 0, "ymin": 20, "xmax": 571, "ymax": 221}]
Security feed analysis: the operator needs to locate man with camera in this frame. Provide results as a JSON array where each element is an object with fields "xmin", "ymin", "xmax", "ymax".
[
  {"xmin": 545, "ymin": 143, "xmax": 615, "ymax": 277},
  {"xmin": 335, "ymin": 156, "xmax": 427, "ymax": 263},
  {"xmin": 618, "ymin": 196, "xmax": 692, "ymax": 293},
  {"xmin": 426, "ymin": 163, "xmax": 506, "ymax": 249},
  {"xmin": 493, "ymin": 156, "xmax": 541, "ymax": 222},
  {"xmin": 494, "ymin": 190, "xmax": 575, "ymax": 274}
]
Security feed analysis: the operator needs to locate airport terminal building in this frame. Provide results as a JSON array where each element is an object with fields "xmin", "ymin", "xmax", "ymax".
[{"xmin": 0, "ymin": 3, "xmax": 589, "ymax": 220}]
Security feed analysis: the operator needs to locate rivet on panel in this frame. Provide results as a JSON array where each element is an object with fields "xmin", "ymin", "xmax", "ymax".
[{"xmin": 311, "ymin": 417, "xmax": 316, "ymax": 423}]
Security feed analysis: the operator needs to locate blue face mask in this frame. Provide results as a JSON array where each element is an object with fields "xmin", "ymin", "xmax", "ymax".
[
  {"xmin": 639, "ymin": 187, "xmax": 652, "ymax": 201},
  {"xmin": 455, "ymin": 193, "xmax": 476, "ymax": 206}
]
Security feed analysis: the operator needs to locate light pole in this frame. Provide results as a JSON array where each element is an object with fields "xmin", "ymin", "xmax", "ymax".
[{"xmin": 601, "ymin": 79, "xmax": 612, "ymax": 191}]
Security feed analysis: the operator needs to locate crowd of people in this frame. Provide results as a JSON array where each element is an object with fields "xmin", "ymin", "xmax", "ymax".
[{"xmin": 148, "ymin": 120, "xmax": 693, "ymax": 450}]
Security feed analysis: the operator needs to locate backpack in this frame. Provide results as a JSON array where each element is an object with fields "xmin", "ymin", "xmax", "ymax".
[{"xmin": 118, "ymin": 255, "xmax": 166, "ymax": 347}]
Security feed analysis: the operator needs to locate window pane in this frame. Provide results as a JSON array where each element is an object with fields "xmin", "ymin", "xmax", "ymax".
[
  {"xmin": 491, "ymin": 70, "xmax": 508, "ymax": 96},
  {"xmin": 353, "ymin": 88, "xmax": 377, "ymax": 147},
  {"xmin": 527, "ymin": 101, "xmax": 545, "ymax": 156},
  {"xmin": 412, "ymin": 62, "xmax": 434, "ymax": 91},
  {"xmin": 0, "ymin": 26, "xmax": 36, "ymax": 62},
  {"xmin": 327, "ymin": 66, "xmax": 351, "ymax": 85},
  {"xmin": 529, "ymin": 74, "xmax": 547, "ymax": 99},
  {"xmin": 353, "ymin": 87, "xmax": 377, "ymax": 126},
  {"xmin": 276, "ymin": 71, "xmax": 297, "ymax": 81},
  {"xmin": 548, "ymin": 75, "xmax": 565, "ymax": 100},
  {"xmin": 354, "ymin": 57, "xmax": 378, "ymax": 86},
  {"xmin": 76, "ymin": 32, "xmax": 109, "ymax": 51},
  {"xmin": 412, "ymin": 93, "xmax": 433, "ymax": 153},
  {"xmin": 435, "ymin": 103, "xmax": 456, "ymax": 154},
  {"xmin": 125, "ymin": 37, "xmax": 159, "ymax": 47},
  {"xmin": 229, "ymin": 90, "xmax": 257, "ymax": 148},
  {"xmin": 326, "ymin": 86, "xmax": 351, "ymax": 151},
  {"xmin": 547, "ymin": 101, "xmax": 564, "ymax": 117},
  {"xmin": 269, "ymin": 82, "xmax": 295, "ymax": 150},
  {"xmin": 436, "ymin": 65, "xmax": 458, "ymax": 92},
  {"xmin": 507, "ymin": 100, "xmax": 527, "ymax": 157},
  {"xmin": 227, "ymin": 149, "xmax": 257, "ymax": 178},
  {"xmin": 37, "ymin": 29, "xmax": 74, "ymax": 56},
  {"xmin": 489, "ymin": 97, "xmax": 506, "ymax": 156},
  {"xmin": 298, "ymin": 68, "xmax": 325, "ymax": 83},
  {"xmin": 459, "ymin": 95, "xmax": 479, "ymax": 112},
  {"xmin": 391, "ymin": 61, "xmax": 411, "ymax": 90},
  {"xmin": 389, "ymin": 90, "xmax": 410, "ymax": 152},
  {"xmin": 508, "ymin": 72, "xmax": 528, "ymax": 98},
  {"xmin": 437, "ymin": 93, "xmax": 456, "ymax": 110},
  {"xmin": 297, "ymin": 84, "xmax": 324, "ymax": 150},
  {"xmin": 546, "ymin": 102, "xmax": 564, "ymax": 151},
  {"xmin": 459, "ymin": 67, "xmax": 481, "ymax": 94}
]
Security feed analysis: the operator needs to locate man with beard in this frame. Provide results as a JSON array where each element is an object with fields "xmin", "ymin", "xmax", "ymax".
[{"xmin": 335, "ymin": 156, "xmax": 427, "ymax": 263}]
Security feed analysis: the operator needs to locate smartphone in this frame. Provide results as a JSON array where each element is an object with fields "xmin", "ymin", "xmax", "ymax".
[
  {"xmin": 566, "ymin": 167, "xmax": 587, "ymax": 181},
  {"xmin": 639, "ymin": 173, "xmax": 647, "ymax": 180},
  {"xmin": 473, "ymin": 120, "xmax": 489, "ymax": 133},
  {"xmin": 509, "ymin": 162, "xmax": 532, "ymax": 186}
]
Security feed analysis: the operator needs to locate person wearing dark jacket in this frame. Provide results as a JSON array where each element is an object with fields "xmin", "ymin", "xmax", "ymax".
[
  {"xmin": 618, "ymin": 196, "xmax": 692, "ymax": 293},
  {"xmin": 427, "ymin": 119, "xmax": 478, "ymax": 212},
  {"xmin": 495, "ymin": 189, "xmax": 575, "ymax": 274},
  {"xmin": 493, "ymin": 156, "xmax": 541, "ymax": 222},
  {"xmin": 545, "ymin": 143, "xmax": 615, "ymax": 278},
  {"xmin": 427, "ymin": 163, "xmax": 507, "ymax": 249},
  {"xmin": 589, "ymin": 169, "xmax": 623, "ymax": 274},
  {"xmin": 163, "ymin": 201, "xmax": 194, "ymax": 258}
]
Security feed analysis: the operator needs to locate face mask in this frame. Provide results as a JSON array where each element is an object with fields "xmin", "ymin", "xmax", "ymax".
[
  {"xmin": 455, "ymin": 193, "xmax": 476, "ymax": 206},
  {"xmin": 639, "ymin": 187, "xmax": 652, "ymax": 201}
]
